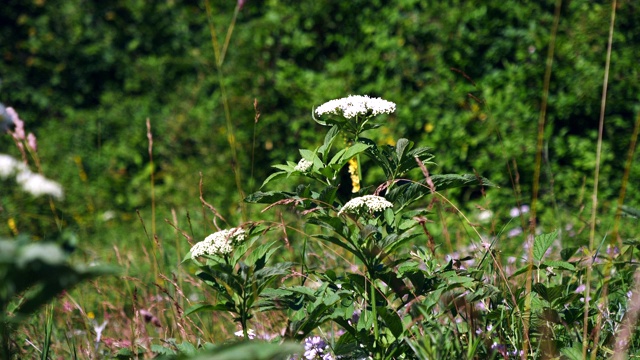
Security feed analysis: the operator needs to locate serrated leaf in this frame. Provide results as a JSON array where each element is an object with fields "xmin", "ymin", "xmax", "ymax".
[
  {"xmin": 385, "ymin": 174, "xmax": 497, "ymax": 207},
  {"xmin": 533, "ymin": 230, "xmax": 558, "ymax": 262},
  {"xmin": 175, "ymin": 341, "xmax": 197, "ymax": 355}
]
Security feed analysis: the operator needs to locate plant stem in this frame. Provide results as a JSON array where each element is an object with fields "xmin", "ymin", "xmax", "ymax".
[
  {"xmin": 205, "ymin": 1, "xmax": 247, "ymax": 220},
  {"xmin": 526, "ymin": 0, "xmax": 562, "ymax": 356},
  {"xmin": 369, "ymin": 269, "xmax": 380, "ymax": 358},
  {"xmin": 585, "ymin": 1, "xmax": 617, "ymax": 358}
]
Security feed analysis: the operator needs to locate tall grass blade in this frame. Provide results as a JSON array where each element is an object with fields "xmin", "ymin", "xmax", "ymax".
[
  {"xmin": 41, "ymin": 305, "xmax": 53, "ymax": 360},
  {"xmin": 525, "ymin": 0, "xmax": 562, "ymax": 356},
  {"xmin": 584, "ymin": 0, "xmax": 617, "ymax": 358}
]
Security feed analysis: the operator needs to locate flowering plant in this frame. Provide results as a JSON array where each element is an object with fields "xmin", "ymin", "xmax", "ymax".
[
  {"xmin": 245, "ymin": 95, "xmax": 497, "ymax": 358},
  {"xmin": 184, "ymin": 224, "xmax": 292, "ymax": 339}
]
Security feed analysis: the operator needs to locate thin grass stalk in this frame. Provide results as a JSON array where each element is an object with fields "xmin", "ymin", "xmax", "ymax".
[
  {"xmin": 204, "ymin": 0, "xmax": 247, "ymax": 220},
  {"xmin": 136, "ymin": 210, "xmax": 158, "ymax": 279},
  {"xmin": 584, "ymin": 0, "xmax": 617, "ymax": 357},
  {"xmin": 250, "ymin": 98, "xmax": 261, "ymax": 192},
  {"xmin": 525, "ymin": 0, "xmax": 562, "ymax": 357},
  {"xmin": 41, "ymin": 305, "xmax": 53, "ymax": 360},
  {"xmin": 147, "ymin": 118, "xmax": 156, "ymax": 236}
]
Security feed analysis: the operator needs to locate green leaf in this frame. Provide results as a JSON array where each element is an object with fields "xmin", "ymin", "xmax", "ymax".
[
  {"xmin": 532, "ymin": 283, "xmax": 564, "ymax": 303},
  {"xmin": 151, "ymin": 344, "xmax": 175, "ymax": 356},
  {"xmin": 341, "ymin": 142, "xmax": 371, "ymax": 162},
  {"xmin": 244, "ymin": 190, "xmax": 295, "ymax": 204},
  {"xmin": 318, "ymin": 125, "xmax": 341, "ymax": 161},
  {"xmin": 621, "ymin": 205, "xmax": 640, "ymax": 219},
  {"xmin": 188, "ymin": 341, "xmax": 303, "ymax": 360},
  {"xmin": 175, "ymin": 341, "xmax": 198, "ymax": 356},
  {"xmin": 259, "ymin": 171, "xmax": 288, "ymax": 188},
  {"xmin": 385, "ymin": 174, "xmax": 497, "ymax": 208},
  {"xmin": 510, "ymin": 264, "xmax": 538, "ymax": 278},
  {"xmin": 533, "ymin": 230, "xmax": 558, "ymax": 262},
  {"xmin": 395, "ymin": 138, "xmax": 411, "ymax": 161},
  {"xmin": 560, "ymin": 344, "xmax": 584, "ymax": 360},
  {"xmin": 184, "ymin": 303, "xmax": 234, "ymax": 316},
  {"xmin": 541, "ymin": 260, "xmax": 575, "ymax": 271},
  {"xmin": 378, "ymin": 306, "xmax": 404, "ymax": 338},
  {"xmin": 561, "ymin": 247, "xmax": 579, "ymax": 261}
]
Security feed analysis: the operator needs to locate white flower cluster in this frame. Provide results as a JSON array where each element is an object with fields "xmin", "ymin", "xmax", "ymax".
[
  {"xmin": 190, "ymin": 227, "xmax": 246, "ymax": 259},
  {"xmin": 315, "ymin": 95, "xmax": 396, "ymax": 119},
  {"xmin": 294, "ymin": 158, "xmax": 313, "ymax": 172},
  {"xmin": 337, "ymin": 195, "xmax": 393, "ymax": 216},
  {"xmin": 0, "ymin": 154, "xmax": 64, "ymax": 199}
]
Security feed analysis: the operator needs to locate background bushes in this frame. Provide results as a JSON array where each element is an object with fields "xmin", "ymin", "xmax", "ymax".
[{"xmin": 1, "ymin": 0, "xmax": 639, "ymax": 242}]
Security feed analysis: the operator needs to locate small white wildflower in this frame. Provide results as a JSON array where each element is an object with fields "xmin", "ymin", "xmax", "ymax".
[
  {"xmin": 0, "ymin": 154, "xmax": 30, "ymax": 179},
  {"xmin": 315, "ymin": 95, "xmax": 395, "ymax": 120},
  {"xmin": 509, "ymin": 205, "xmax": 530, "ymax": 218},
  {"xmin": 0, "ymin": 154, "xmax": 63, "ymax": 199},
  {"xmin": 294, "ymin": 158, "xmax": 313, "ymax": 172},
  {"xmin": 337, "ymin": 195, "xmax": 393, "ymax": 216},
  {"xmin": 234, "ymin": 329, "xmax": 256, "ymax": 339},
  {"xmin": 0, "ymin": 154, "xmax": 21, "ymax": 178},
  {"xmin": 477, "ymin": 210, "xmax": 493, "ymax": 222},
  {"xmin": 92, "ymin": 319, "xmax": 108, "ymax": 349},
  {"xmin": 190, "ymin": 227, "xmax": 246, "ymax": 259},
  {"xmin": 15, "ymin": 170, "xmax": 64, "ymax": 199}
]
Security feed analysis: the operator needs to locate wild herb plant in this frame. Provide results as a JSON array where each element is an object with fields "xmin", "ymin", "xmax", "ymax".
[
  {"xmin": 184, "ymin": 226, "xmax": 293, "ymax": 340},
  {"xmin": 185, "ymin": 95, "xmax": 500, "ymax": 359}
]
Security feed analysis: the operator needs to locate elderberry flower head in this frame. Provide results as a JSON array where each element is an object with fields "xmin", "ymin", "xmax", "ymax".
[
  {"xmin": 190, "ymin": 227, "xmax": 246, "ymax": 259},
  {"xmin": 294, "ymin": 158, "xmax": 313, "ymax": 172},
  {"xmin": 338, "ymin": 195, "xmax": 393, "ymax": 216},
  {"xmin": 315, "ymin": 95, "xmax": 395, "ymax": 120},
  {"xmin": 303, "ymin": 336, "xmax": 334, "ymax": 360}
]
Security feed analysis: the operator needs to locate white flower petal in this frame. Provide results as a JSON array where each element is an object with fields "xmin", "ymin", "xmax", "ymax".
[{"xmin": 315, "ymin": 95, "xmax": 395, "ymax": 119}]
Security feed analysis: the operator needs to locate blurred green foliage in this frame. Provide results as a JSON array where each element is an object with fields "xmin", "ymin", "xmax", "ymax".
[{"xmin": 1, "ymin": 0, "xmax": 639, "ymax": 243}]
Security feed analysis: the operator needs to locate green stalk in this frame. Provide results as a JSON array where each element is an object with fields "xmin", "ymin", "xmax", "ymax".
[
  {"xmin": 585, "ymin": 1, "xmax": 617, "ymax": 358},
  {"xmin": 41, "ymin": 305, "xmax": 54, "ymax": 360},
  {"xmin": 526, "ymin": 0, "xmax": 562, "ymax": 356},
  {"xmin": 205, "ymin": 1, "xmax": 247, "ymax": 220},
  {"xmin": 369, "ymin": 272, "xmax": 380, "ymax": 358}
]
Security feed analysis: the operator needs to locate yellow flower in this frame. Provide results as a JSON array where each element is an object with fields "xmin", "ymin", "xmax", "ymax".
[
  {"xmin": 7, "ymin": 218, "xmax": 18, "ymax": 236},
  {"xmin": 424, "ymin": 123, "xmax": 434, "ymax": 133},
  {"xmin": 347, "ymin": 158, "xmax": 360, "ymax": 193}
]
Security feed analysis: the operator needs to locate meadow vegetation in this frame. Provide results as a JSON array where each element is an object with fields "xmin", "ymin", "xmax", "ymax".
[{"xmin": 1, "ymin": 0, "xmax": 640, "ymax": 359}]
